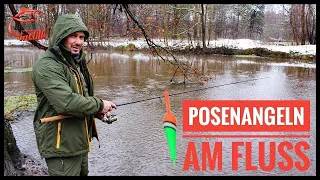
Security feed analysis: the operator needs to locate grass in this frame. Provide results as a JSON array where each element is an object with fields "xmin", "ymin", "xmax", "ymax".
[
  {"xmin": 4, "ymin": 67, "xmax": 33, "ymax": 73},
  {"xmin": 4, "ymin": 94, "xmax": 37, "ymax": 121}
]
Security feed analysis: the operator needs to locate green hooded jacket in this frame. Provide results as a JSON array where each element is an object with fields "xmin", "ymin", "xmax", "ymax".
[{"xmin": 31, "ymin": 14, "xmax": 104, "ymax": 158}]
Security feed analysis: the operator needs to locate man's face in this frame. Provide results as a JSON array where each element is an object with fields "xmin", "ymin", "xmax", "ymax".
[{"xmin": 64, "ymin": 31, "xmax": 85, "ymax": 55}]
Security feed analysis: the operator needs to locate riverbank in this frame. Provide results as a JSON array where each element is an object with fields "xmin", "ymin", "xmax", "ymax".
[
  {"xmin": 4, "ymin": 38, "xmax": 316, "ymax": 62},
  {"xmin": 17, "ymin": 153, "xmax": 48, "ymax": 176},
  {"xmin": 6, "ymin": 110, "xmax": 48, "ymax": 176}
]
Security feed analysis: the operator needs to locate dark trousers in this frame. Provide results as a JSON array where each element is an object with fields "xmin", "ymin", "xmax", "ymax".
[{"xmin": 45, "ymin": 152, "xmax": 89, "ymax": 176}]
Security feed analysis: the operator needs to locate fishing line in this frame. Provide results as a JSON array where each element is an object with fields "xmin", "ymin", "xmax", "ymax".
[
  {"xmin": 39, "ymin": 77, "xmax": 270, "ymax": 123},
  {"xmin": 116, "ymin": 76, "xmax": 270, "ymax": 107}
]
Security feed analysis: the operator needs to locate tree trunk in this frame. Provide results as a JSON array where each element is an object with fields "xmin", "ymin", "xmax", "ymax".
[
  {"xmin": 306, "ymin": 4, "xmax": 316, "ymax": 45},
  {"xmin": 172, "ymin": 4, "xmax": 179, "ymax": 40},
  {"xmin": 193, "ymin": 4, "xmax": 199, "ymax": 47},
  {"xmin": 300, "ymin": 4, "xmax": 306, "ymax": 45},
  {"xmin": 201, "ymin": 4, "xmax": 206, "ymax": 49},
  {"xmin": 162, "ymin": 5, "xmax": 169, "ymax": 47},
  {"xmin": 290, "ymin": 5, "xmax": 299, "ymax": 45},
  {"xmin": 207, "ymin": 5, "xmax": 214, "ymax": 47},
  {"xmin": 4, "ymin": 117, "xmax": 25, "ymax": 176}
]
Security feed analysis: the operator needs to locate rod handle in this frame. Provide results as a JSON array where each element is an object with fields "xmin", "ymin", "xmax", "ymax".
[{"xmin": 40, "ymin": 115, "xmax": 71, "ymax": 123}]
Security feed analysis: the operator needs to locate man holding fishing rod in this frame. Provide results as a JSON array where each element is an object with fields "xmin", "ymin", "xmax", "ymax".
[{"xmin": 31, "ymin": 14, "xmax": 117, "ymax": 176}]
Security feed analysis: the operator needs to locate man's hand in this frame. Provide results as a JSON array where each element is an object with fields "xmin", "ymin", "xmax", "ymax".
[
  {"xmin": 97, "ymin": 112, "xmax": 105, "ymax": 120},
  {"xmin": 98, "ymin": 100, "xmax": 117, "ymax": 114}
]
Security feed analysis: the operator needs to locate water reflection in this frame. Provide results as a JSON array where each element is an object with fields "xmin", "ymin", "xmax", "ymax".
[
  {"xmin": 4, "ymin": 47, "xmax": 316, "ymax": 100},
  {"xmin": 5, "ymin": 47, "xmax": 316, "ymax": 176}
]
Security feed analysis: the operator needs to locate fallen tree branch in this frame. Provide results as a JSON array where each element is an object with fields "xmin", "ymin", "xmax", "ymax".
[{"xmin": 4, "ymin": 103, "xmax": 28, "ymax": 121}]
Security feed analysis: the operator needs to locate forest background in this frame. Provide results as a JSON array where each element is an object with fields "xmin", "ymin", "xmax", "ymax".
[{"xmin": 4, "ymin": 4, "xmax": 316, "ymax": 47}]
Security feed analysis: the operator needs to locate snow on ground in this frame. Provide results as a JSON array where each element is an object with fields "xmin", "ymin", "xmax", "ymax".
[
  {"xmin": 4, "ymin": 39, "xmax": 48, "ymax": 46},
  {"xmin": 236, "ymin": 59, "xmax": 316, "ymax": 69},
  {"xmin": 4, "ymin": 38, "xmax": 316, "ymax": 56}
]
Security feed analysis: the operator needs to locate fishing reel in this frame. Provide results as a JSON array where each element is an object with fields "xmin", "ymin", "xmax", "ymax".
[{"xmin": 101, "ymin": 112, "xmax": 118, "ymax": 124}]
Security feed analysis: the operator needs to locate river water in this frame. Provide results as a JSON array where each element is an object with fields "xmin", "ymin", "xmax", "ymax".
[{"xmin": 4, "ymin": 47, "xmax": 316, "ymax": 176}]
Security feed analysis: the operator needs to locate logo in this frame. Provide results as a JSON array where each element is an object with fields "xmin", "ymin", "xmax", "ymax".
[{"xmin": 8, "ymin": 7, "xmax": 46, "ymax": 41}]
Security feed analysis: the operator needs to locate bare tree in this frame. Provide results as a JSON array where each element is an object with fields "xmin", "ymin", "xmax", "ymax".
[
  {"xmin": 206, "ymin": 5, "xmax": 214, "ymax": 46},
  {"xmin": 200, "ymin": 4, "xmax": 206, "ymax": 49},
  {"xmin": 193, "ymin": 4, "xmax": 200, "ymax": 46},
  {"xmin": 306, "ymin": 4, "xmax": 316, "ymax": 44},
  {"xmin": 300, "ymin": 4, "xmax": 306, "ymax": 45}
]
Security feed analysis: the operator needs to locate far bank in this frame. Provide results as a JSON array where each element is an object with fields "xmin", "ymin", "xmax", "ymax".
[{"xmin": 4, "ymin": 38, "xmax": 316, "ymax": 62}]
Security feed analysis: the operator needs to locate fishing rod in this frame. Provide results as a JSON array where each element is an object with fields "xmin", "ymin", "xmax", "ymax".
[
  {"xmin": 116, "ymin": 76, "xmax": 270, "ymax": 107},
  {"xmin": 40, "ymin": 76, "xmax": 269, "ymax": 123}
]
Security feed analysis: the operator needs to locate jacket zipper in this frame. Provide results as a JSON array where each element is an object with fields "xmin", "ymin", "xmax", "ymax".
[
  {"xmin": 73, "ymin": 74, "xmax": 80, "ymax": 93},
  {"xmin": 84, "ymin": 118, "xmax": 91, "ymax": 151},
  {"xmin": 69, "ymin": 66, "xmax": 92, "ymax": 150}
]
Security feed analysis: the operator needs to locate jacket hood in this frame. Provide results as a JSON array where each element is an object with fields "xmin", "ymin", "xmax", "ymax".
[{"xmin": 49, "ymin": 14, "xmax": 89, "ymax": 48}]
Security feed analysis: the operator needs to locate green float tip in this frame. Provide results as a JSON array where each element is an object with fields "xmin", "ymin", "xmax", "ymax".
[{"xmin": 172, "ymin": 159, "xmax": 176, "ymax": 168}]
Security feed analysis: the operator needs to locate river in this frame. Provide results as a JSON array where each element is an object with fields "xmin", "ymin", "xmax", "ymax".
[{"xmin": 4, "ymin": 47, "xmax": 316, "ymax": 176}]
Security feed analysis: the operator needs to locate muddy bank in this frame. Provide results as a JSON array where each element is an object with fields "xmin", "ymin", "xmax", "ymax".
[
  {"xmin": 8, "ymin": 110, "xmax": 48, "ymax": 176},
  {"xmin": 14, "ymin": 153, "xmax": 48, "ymax": 176}
]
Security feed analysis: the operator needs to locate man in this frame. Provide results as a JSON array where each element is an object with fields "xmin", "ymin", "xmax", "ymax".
[{"xmin": 31, "ymin": 14, "xmax": 117, "ymax": 176}]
